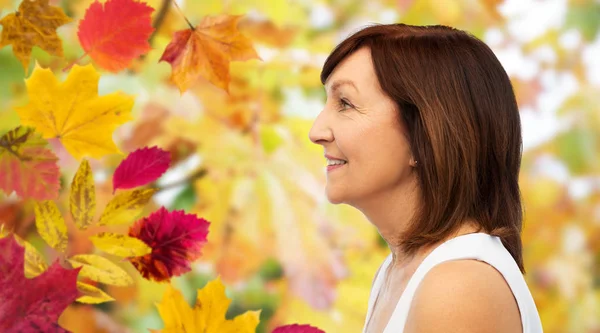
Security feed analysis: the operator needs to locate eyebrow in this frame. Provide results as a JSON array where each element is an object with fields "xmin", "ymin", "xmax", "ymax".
[{"xmin": 326, "ymin": 79, "xmax": 359, "ymax": 94}]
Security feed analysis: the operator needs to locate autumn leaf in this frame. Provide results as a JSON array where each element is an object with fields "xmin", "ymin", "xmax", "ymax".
[
  {"xmin": 272, "ymin": 324, "xmax": 326, "ymax": 333},
  {"xmin": 113, "ymin": 146, "xmax": 171, "ymax": 193},
  {"xmin": 90, "ymin": 232, "xmax": 152, "ymax": 258},
  {"xmin": 98, "ymin": 188, "xmax": 157, "ymax": 225},
  {"xmin": 128, "ymin": 207, "xmax": 210, "ymax": 282},
  {"xmin": 152, "ymin": 278, "xmax": 260, "ymax": 333},
  {"xmin": 15, "ymin": 63, "xmax": 134, "ymax": 160},
  {"xmin": 159, "ymin": 14, "xmax": 261, "ymax": 93},
  {"xmin": 33, "ymin": 200, "xmax": 68, "ymax": 253},
  {"xmin": 68, "ymin": 254, "xmax": 133, "ymax": 286},
  {"xmin": 77, "ymin": 0, "xmax": 154, "ymax": 72},
  {"xmin": 76, "ymin": 281, "xmax": 114, "ymax": 304},
  {"xmin": 0, "ymin": 0, "xmax": 72, "ymax": 72},
  {"xmin": 238, "ymin": 18, "xmax": 299, "ymax": 48},
  {"xmin": 0, "ymin": 126, "xmax": 60, "ymax": 200},
  {"xmin": 0, "ymin": 228, "xmax": 48, "ymax": 278},
  {"xmin": 70, "ymin": 159, "xmax": 96, "ymax": 230},
  {"xmin": 0, "ymin": 233, "xmax": 80, "ymax": 332},
  {"xmin": 20, "ymin": 236, "xmax": 48, "ymax": 278}
]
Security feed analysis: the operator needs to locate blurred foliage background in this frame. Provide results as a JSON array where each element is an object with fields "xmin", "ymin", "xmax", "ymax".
[{"xmin": 1, "ymin": 0, "xmax": 599, "ymax": 332}]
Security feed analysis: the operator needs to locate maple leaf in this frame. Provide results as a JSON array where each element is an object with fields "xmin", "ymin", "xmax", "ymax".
[
  {"xmin": 128, "ymin": 207, "xmax": 210, "ymax": 282},
  {"xmin": 0, "ymin": 233, "xmax": 80, "ymax": 332},
  {"xmin": 152, "ymin": 278, "xmax": 260, "ymax": 333},
  {"xmin": 0, "ymin": 0, "xmax": 72, "ymax": 73},
  {"xmin": 15, "ymin": 63, "xmax": 134, "ymax": 160},
  {"xmin": 159, "ymin": 14, "xmax": 261, "ymax": 93},
  {"xmin": 77, "ymin": 0, "xmax": 154, "ymax": 72},
  {"xmin": 0, "ymin": 228, "xmax": 48, "ymax": 278},
  {"xmin": 272, "ymin": 324, "xmax": 326, "ymax": 333},
  {"xmin": 0, "ymin": 126, "xmax": 60, "ymax": 200},
  {"xmin": 113, "ymin": 146, "xmax": 171, "ymax": 193}
]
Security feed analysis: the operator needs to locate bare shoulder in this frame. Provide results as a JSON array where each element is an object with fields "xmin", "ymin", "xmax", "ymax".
[{"xmin": 403, "ymin": 260, "xmax": 523, "ymax": 333}]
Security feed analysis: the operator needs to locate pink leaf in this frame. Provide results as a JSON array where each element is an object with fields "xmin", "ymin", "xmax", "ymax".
[
  {"xmin": 272, "ymin": 324, "xmax": 326, "ymax": 333},
  {"xmin": 113, "ymin": 146, "xmax": 171, "ymax": 193}
]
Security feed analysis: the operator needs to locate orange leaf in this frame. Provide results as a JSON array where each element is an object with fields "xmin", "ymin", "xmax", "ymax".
[
  {"xmin": 159, "ymin": 14, "xmax": 261, "ymax": 93},
  {"xmin": 77, "ymin": 0, "xmax": 154, "ymax": 72},
  {"xmin": 0, "ymin": 0, "xmax": 72, "ymax": 73}
]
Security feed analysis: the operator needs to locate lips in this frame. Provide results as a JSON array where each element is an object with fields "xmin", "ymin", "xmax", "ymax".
[
  {"xmin": 326, "ymin": 163, "xmax": 346, "ymax": 172},
  {"xmin": 324, "ymin": 154, "xmax": 347, "ymax": 162}
]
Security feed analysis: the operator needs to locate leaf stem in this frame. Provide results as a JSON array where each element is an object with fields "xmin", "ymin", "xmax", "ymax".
[
  {"xmin": 63, "ymin": 53, "xmax": 88, "ymax": 72},
  {"xmin": 171, "ymin": 0, "xmax": 195, "ymax": 30},
  {"xmin": 155, "ymin": 168, "xmax": 207, "ymax": 193}
]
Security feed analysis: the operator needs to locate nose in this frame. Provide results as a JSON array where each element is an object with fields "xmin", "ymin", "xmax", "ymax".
[{"xmin": 308, "ymin": 108, "xmax": 334, "ymax": 146}]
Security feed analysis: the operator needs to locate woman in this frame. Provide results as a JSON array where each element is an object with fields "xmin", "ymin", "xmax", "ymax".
[{"xmin": 308, "ymin": 24, "xmax": 544, "ymax": 333}]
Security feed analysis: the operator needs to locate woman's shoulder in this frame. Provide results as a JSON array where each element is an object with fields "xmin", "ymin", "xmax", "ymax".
[{"xmin": 403, "ymin": 259, "xmax": 523, "ymax": 333}]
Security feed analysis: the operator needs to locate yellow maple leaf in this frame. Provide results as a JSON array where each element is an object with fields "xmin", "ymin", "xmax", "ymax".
[
  {"xmin": 154, "ymin": 277, "xmax": 260, "ymax": 333},
  {"xmin": 159, "ymin": 14, "xmax": 261, "ymax": 93},
  {"xmin": 0, "ymin": 0, "xmax": 12, "ymax": 10},
  {"xmin": 15, "ymin": 63, "xmax": 134, "ymax": 160},
  {"xmin": 0, "ymin": 0, "xmax": 72, "ymax": 73}
]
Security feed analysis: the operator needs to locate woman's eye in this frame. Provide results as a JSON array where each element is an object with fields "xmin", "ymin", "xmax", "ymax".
[{"xmin": 338, "ymin": 98, "xmax": 352, "ymax": 111}]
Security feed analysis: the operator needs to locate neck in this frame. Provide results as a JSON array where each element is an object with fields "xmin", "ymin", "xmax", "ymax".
[
  {"xmin": 353, "ymin": 176, "xmax": 420, "ymax": 266},
  {"xmin": 353, "ymin": 178, "xmax": 481, "ymax": 268}
]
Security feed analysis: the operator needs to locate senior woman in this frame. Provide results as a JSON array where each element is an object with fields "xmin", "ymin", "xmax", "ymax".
[{"xmin": 308, "ymin": 24, "xmax": 544, "ymax": 333}]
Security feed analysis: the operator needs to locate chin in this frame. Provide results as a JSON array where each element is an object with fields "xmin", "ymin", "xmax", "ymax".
[{"xmin": 325, "ymin": 187, "xmax": 346, "ymax": 204}]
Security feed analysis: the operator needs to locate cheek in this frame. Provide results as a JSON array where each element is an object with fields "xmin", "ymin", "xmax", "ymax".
[{"xmin": 356, "ymin": 126, "xmax": 411, "ymax": 178}]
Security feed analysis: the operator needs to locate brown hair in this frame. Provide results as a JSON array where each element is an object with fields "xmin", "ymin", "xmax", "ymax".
[{"xmin": 321, "ymin": 24, "xmax": 526, "ymax": 273}]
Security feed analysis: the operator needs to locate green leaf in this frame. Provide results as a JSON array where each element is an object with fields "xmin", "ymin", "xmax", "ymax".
[
  {"xmin": 555, "ymin": 127, "xmax": 599, "ymax": 175},
  {"xmin": 257, "ymin": 257, "xmax": 283, "ymax": 281},
  {"xmin": 260, "ymin": 125, "xmax": 284, "ymax": 154},
  {"xmin": 565, "ymin": 3, "xmax": 600, "ymax": 41},
  {"xmin": 171, "ymin": 183, "xmax": 196, "ymax": 211}
]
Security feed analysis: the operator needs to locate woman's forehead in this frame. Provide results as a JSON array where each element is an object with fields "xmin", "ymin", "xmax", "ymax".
[{"xmin": 325, "ymin": 48, "xmax": 378, "ymax": 91}]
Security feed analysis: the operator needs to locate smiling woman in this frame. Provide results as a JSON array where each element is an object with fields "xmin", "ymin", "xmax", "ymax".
[{"xmin": 309, "ymin": 24, "xmax": 544, "ymax": 333}]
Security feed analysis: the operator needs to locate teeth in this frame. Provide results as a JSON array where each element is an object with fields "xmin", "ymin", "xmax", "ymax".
[{"xmin": 327, "ymin": 159, "xmax": 347, "ymax": 166}]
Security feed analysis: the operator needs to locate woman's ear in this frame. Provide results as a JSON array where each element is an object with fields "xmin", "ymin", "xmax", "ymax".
[{"xmin": 410, "ymin": 157, "xmax": 418, "ymax": 168}]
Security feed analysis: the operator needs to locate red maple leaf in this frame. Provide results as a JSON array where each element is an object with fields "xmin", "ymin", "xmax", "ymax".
[
  {"xmin": 0, "ymin": 234, "xmax": 81, "ymax": 332},
  {"xmin": 77, "ymin": 0, "xmax": 154, "ymax": 72},
  {"xmin": 113, "ymin": 146, "xmax": 171, "ymax": 193},
  {"xmin": 128, "ymin": 207, "xmax": 210, "ymax": 282},
  {"xmin": 273, "ymin": 324, "xmax": 326, "ymax": 333}
]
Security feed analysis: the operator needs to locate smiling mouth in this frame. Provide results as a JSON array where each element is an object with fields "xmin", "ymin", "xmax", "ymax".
[{"xmin": 326, "ymin": 162, "xmax": 347, "ymax": 172}]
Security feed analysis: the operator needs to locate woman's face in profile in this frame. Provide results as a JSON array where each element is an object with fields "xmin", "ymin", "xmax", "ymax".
[{"xmin": 309, "ymin": 47, "xmax": 416, "ymax": 206}]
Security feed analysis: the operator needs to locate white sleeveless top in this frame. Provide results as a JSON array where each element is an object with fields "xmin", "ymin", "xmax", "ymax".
[{"xmin": 363, "ymin": 233, "xmax": 544, "ymax": 333}]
